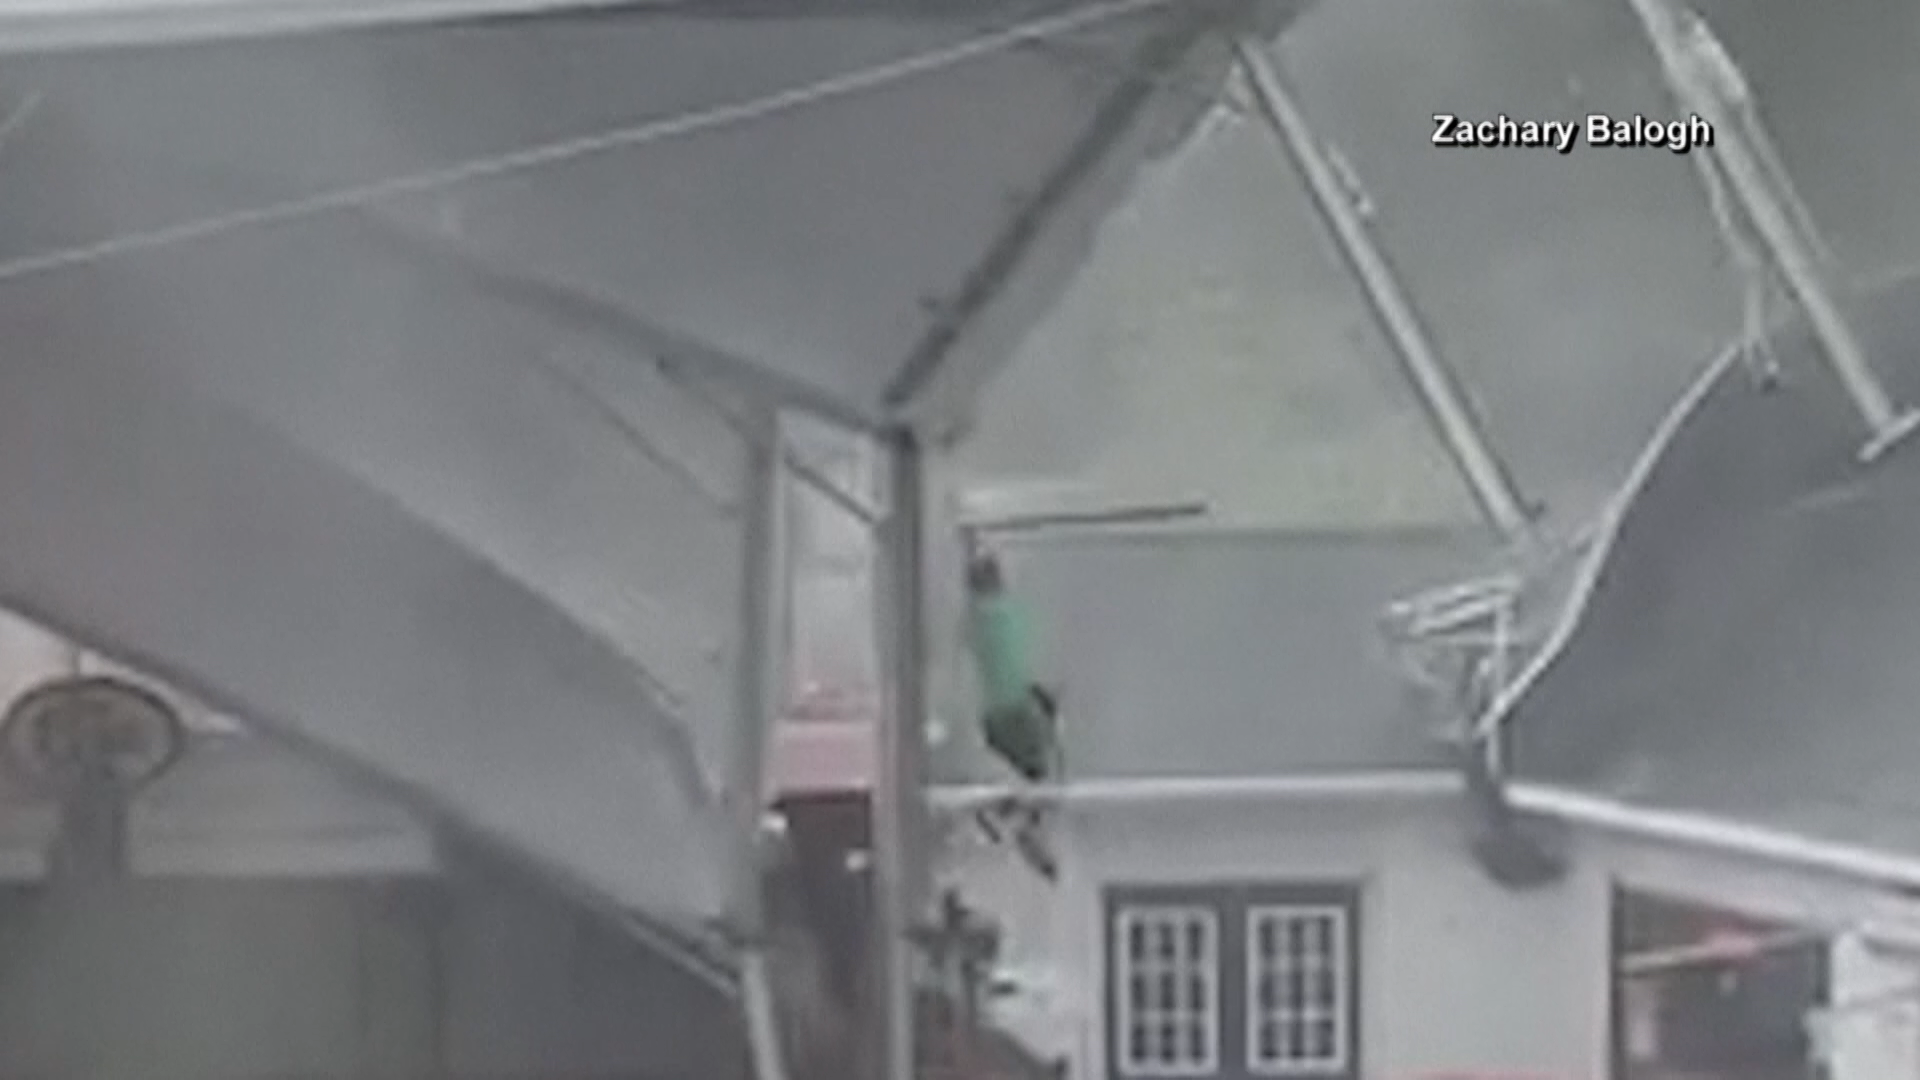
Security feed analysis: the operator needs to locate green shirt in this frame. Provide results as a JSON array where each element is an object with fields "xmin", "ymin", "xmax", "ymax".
[{"xmin": 968, "ymin": 589, "xmax": 1036, "ymax": 714}]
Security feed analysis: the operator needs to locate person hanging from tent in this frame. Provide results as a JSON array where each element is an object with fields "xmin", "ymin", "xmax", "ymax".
[{"xmin": 963, "ymin": 538, "xmax": 1061, "ymax": 881}]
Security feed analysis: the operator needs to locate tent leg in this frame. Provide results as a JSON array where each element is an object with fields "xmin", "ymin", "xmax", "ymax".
[
  {"xmin": 1232, "ymin": 36, "xmax": 1536, "ymax": 543},
  {"xmin": 871, "ymin": 428, "xmax": 928, "ymax": 1080},
  {"xmin": 734, "ymin": 408, "xmax": 791, "ymax": 1080},
  {"xmin": 742, "ymin": 951, "xmax": 792, "ymax": 1080},
  {"xmin": 1623, "ymin": 0, "xmax": 1920, "ymax": 462}
]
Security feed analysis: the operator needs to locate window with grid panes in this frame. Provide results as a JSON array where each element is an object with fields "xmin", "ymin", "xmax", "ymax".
[
  {"xmin": 1245, "ymin": 904, "xmax": 1351, "ymax": 1076},
  {"xmin": 1114, "ymin": 905, "xmax": 1220, "ymax": 1076}
]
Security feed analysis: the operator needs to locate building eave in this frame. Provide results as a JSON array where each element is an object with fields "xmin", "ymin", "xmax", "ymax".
[
  {"xmin": 1509, "ymin": 784, "xmax": 1920, "ymax": 900},
  {"xmin": 926, "ymin": 770, "xmax": 1462, "ymax": 812},
  {"xmin": 927, "ymin": 770, "xmax": 1920, "ymax": 903}
]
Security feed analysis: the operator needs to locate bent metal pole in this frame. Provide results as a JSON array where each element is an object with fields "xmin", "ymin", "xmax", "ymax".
[
  {"xmin": 1624, "ymin": 0, "xmax": 1920, "ymax": 462},
  {"xmin": 1232, "ymin": 37, "xmax": 1536, "ymax": 542}
]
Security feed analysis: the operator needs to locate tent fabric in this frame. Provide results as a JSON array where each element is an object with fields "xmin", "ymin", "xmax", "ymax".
[
  {"xmin": 0, "ymin": 294, "xmax": 729, "ymax": 932},
  {"xmin": 0, "ymin": 0, "xmax": 1306, "ymax": 955},
  {"xmin": 0, "ymin": 0, "xmax": 1307, "ymax": 434},
  {"xmin": 1507, "ymin": 272, "xmax": 1920, "ymax": 859}
]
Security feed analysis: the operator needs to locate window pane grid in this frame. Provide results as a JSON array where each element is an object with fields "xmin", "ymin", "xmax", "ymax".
[
  {"xmin": 1246, "ymin": 904, "xmax": 1350, "ymax": 1076},
  {"xmin": 1115, "ymin": 905, "xmax": 1219, "ymax": 1076}
]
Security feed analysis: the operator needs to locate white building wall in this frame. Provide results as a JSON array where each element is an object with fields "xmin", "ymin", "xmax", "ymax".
[
  {"xmin": 948, "ymin": 793, "xmax": 1920, "ymax": 1080},
  {"xmin": 946, "ymin": 796, "xmax": 1614, "ymax": 1080},
  {"xmin": 1821, "ymin": 934, "xmax": 1920, "ymax": 1080},
  {"xmin": 937, "ymin": 815, "xmax": 1085, "ymax": 1066}
]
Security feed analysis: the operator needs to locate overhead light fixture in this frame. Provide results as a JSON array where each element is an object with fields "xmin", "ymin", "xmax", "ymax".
[{"xmin": 0, "ymin": 674, "xmax": 187, "ymax": 885}]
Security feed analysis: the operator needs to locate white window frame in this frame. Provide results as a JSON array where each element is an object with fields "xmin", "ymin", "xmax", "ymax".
[
  {"xmin": 1113, "ymin": 903, "xmax": 1221, "ymax": 1077},
  {"xmin": 1244, "ymin": 903, "xmax": 1352, "ymax": 1076}
]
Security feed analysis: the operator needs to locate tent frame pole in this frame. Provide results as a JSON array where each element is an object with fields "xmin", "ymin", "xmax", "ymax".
[
  {"xmin": 1232, "ymin": 36, "xmax": 1536, "ymax": 542},
  {"xmin": 733, "ymin": 406, "xmax": 792, "ymax": 1080},
  {"xmin": 871, "ymin": 427, "xmax": 928, "ymax": 1080},
  {"xmin": 1623, "ymin": 0, "xmax": 1920, "ymax": 462}
]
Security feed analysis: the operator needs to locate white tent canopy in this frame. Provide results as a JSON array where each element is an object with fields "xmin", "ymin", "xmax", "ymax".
[{"xmin": 0, "ymin": 0, "xmax": 1303, "ymax": 963}]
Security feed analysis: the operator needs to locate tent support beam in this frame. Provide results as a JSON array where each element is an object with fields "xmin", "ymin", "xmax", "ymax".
[
  {"xmin": 870, "ymin": 427, "xmax": 928, "ymax": 1080},
  {"xmin": 1624, "ymin": 0, "xmax": 1920, "ymax": 463},
  {"xmin": 1232, "ymin": 37, "xmax": 1536, "ymax": 542},
  {"xmin": 732, "ymin": 407, "xmax": 791, "ymax": 1080}
]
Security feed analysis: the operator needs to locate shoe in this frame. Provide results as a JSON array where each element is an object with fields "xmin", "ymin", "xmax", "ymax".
[{"xmin": 1012, "ymin": 816, "xmax": 1058, "ymax": 882}]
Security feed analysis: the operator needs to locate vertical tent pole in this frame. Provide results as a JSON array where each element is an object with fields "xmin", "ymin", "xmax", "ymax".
[
  {"xmin": 1232, "ymin": 37, "xmax": 1536, "ymax": 542},
  {"xmin": 733, "ymin": 406, "xmax": 791, "ymax": 1080},
  {"xmin": 1623, "ymin": 0, "xmax": 1920, "ymax": 462},
  {"xmin": 871, "ymin": 427, "xmax": 928, "ymax": 1080}
]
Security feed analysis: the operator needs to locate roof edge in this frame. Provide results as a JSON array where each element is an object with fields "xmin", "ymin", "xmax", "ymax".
[
  {"xmin": 928, "ymin": 770, "xmax": 1920, "ymax": 902},
  {"xmin": 927, "ymin": 769, "xmax": 1460, "ymax": 811},
  {"xmin": 1510, "ymin": 784, "xmax": 1920, "ymax": 900},
  {"xmin": 998, "ymin": 522, "xmax": 1489, "ymax": 550}
]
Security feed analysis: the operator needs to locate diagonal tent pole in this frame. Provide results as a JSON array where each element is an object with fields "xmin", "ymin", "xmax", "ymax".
[
  {"xmin": 1625, "ymin": 0, "xmax": 1920, "ymax": 463},
  {"xmin": 1231, "ymin": 37, "xmax": 1537, "ymax": 545},
  {"xmin": 1230, "ymin": 38, "xmax": 1556, "ymax": 784}
]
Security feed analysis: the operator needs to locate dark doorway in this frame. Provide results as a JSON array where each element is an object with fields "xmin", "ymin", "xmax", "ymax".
[{"xmin": 1611, "ymin": 886, "xmax": 1828, "ymax": 1080}]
